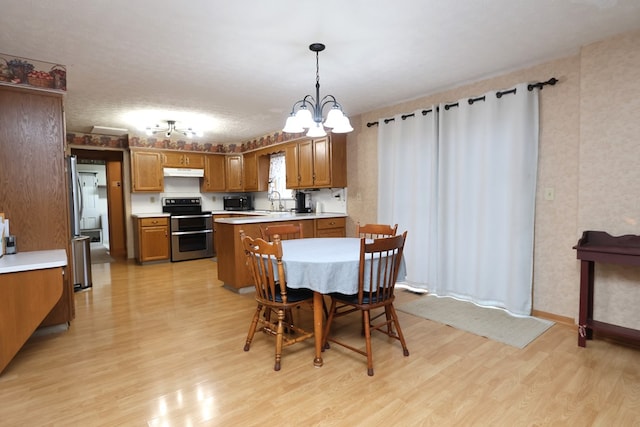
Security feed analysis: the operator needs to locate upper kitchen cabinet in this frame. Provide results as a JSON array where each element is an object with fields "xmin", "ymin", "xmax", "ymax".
[
  {"xmin": 162, "ymin": 151, "xmax": 205, "ymax": 169},
  {"xmin": 226, "ymin": 154, "xmax": 244, "ymax": 192},
  {"xmin": 242, "ymin": 151, "xmax": 270, "ymax": 192},
  {"xmin": 130, "ymin": 149, "xmax": 163, "ymax": 192},
  {"xmin": 201, "ymin": 154, "xmax": 226, "ymax": 192},
  {"xmin": 285, "ymin": 134, "xmax": 347, "ymax": 189}
]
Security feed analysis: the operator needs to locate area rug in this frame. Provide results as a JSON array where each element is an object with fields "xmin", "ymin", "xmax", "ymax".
[{"xmin": 397, "ymin": 295, "xmax": 554, "ymax": 349}]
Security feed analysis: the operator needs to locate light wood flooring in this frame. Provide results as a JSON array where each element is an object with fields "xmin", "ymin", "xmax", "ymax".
[{"xmin": 1, "ymin": 258, "xmax": 639, "ymax": 426}]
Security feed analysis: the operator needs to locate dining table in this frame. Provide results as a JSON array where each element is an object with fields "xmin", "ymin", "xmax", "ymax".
[{"xmin": 279, "ymin": 237, "xmax": 406, "ymax": 367}]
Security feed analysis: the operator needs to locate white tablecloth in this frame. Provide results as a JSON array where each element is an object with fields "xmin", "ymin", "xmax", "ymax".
[{"xmin": 280, "ymin": 238, "xmax": 406, "ymax": 295}]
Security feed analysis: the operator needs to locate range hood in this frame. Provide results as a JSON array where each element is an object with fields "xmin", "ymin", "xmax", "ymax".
[{"xmin": 163, "ymin": 167, "xmax": 205, "ymax": 178}]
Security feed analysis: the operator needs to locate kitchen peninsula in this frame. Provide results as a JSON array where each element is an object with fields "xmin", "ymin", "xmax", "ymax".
[
  {"xmin": 215, "ymin": 212, "xmax": 346, "ymax": 291},
  {"xmin": 0, "ymin": 249, "xmax": 67, "ymax": 373}
]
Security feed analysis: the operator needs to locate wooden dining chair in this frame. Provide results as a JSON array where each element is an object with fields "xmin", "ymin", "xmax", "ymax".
[
  {"xmin": 260, "ymin": 223, "xmax": 303, "ymax": 241},
  {"xmin": 240, "ymin": 230, "xmax": 314, "ymax": 371},
  {"xmin": 260, "ymin": 222, "xmax": 329, "ymax": 320},
  {"xmin": 356, "ymin": 223, "xmax": 398, "ymax": 239},
  {"xmin": 322, "ymin": 231, "xmax": 409, "ymax": 376}
]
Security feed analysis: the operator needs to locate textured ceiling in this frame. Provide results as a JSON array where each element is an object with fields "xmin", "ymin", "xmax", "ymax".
[{"xmin": 1, "ymin": 0, "xmax": 639, "ymax": 143}]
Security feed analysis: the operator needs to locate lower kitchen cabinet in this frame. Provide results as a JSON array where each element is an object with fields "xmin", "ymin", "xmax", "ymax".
[
  {"xmin": 315, "ymin": 217, "xmax": 346, "ymax": 237},
  {"xmin": 133, "ymin": 216, "xmax": 170, "ymax": 264}
]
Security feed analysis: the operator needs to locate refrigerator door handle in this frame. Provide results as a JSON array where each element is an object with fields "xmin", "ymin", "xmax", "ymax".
[{"xmin": 77, "ymin": 176, "xmax": 83, "ymax": 220}]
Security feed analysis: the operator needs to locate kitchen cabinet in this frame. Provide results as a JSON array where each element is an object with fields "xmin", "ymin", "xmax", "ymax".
[
  {"xmin": 285, "ymin": 134, "xmax": 347, "ymax": 189},
  {"xmin": 133, "ymin": 216, "xmax": 170, "ymax": 263},
  {"xmin": 212, "ymin": 213, "xmax": 245, "ymax": 255},
  {"xmin": 162, "ymin": 151, "xmax": 205, "ymax": 169},
  {"xmin": 242, "ymin": 151, "xmax": 270, "ymax": 192},
  {"xmin": 0, "ymin": 85, "xmax": 74, "ymax": 327},
  {"xmin": 226, "ymin": 154, "xmax": 244, "ymax": 192},
  {"xmin": 201, "ymin": 154, "xmax": 226, "ymax": 192},
  {"xmin": 315, "ymin": 217, "xmax": 346, "ymax": 237},
  {"xmin": 131, "ymin": 149, "xmax": 164, "ymax": 192}
]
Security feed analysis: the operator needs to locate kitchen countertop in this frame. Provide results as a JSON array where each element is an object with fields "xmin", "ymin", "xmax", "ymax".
[
  {"xmin": 131, "ymin": 213, "xmax": 171, "ymax": 219},
  {"xmin": 0, "ymin": 249, "xmax": 67, "ymax": 274},
  {"xmin": 214, "ymin": 212, "xmax": 347, "ymax": 225}
]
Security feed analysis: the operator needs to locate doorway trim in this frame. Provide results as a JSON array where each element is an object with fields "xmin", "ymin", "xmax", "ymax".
[{"xmin": 71, "ymin": 148, "xmax": 127, "ymax": 259}]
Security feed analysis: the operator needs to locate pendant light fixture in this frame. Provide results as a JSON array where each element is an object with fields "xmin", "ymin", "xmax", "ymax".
[
  {"xmin": 283, "ymin": 43, "xmax": 353, "ymax": 137},
  {"xmin": 145, "ymin": 120, "xmax": 203, "ymax": 138}
]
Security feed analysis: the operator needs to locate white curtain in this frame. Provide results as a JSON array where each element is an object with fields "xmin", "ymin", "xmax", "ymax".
[
  {"xmin": 377, "ymin": 83, "xmax": 539, "ymax": 315},
  {"xmin": 378, "ymin": 109, "xmax": 439, "ymax": 288}
]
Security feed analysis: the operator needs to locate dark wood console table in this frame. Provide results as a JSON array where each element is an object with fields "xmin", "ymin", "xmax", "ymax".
[{"xmin": 573, "ymin": 230, "xmax": 640, "ymax": 347}]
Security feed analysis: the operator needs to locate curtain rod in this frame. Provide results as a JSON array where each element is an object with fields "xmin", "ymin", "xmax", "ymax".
[{"xmin": 366, "ymin": 77, "xmax": 558, "ymax": 127}]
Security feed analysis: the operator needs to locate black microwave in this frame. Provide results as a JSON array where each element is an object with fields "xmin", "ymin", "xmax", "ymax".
[{"xmin": 223, "ymin": 195, "xmax": 254, "ymax": 211}]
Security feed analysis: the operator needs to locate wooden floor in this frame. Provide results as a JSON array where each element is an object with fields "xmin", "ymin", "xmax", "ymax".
[{"xmin": 1, "ymin": 259, "xmax": 639, "ymax": 426}]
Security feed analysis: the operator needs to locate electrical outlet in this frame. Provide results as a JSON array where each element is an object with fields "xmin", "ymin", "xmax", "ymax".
[
  {"xmin": 212, "ymin": 196, "xmax": 216, "ymax": 202},
  {"xmin": 150, "ymin": 196, "xmax": 156, "ymax": 203},
  {"xmin": 544, "ymin": 187, "xmax": 555, "ymax": 201}
]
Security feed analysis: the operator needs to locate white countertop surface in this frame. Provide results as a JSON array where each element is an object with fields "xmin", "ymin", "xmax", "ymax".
[
  {"xmin": 214, "ymin": 212, "xmax": 346, "ymax": 224},
  {"xmin": 131, "ymin": 213, "xmax": 171, "ymax": 218},
  {"xmin": 0, "ymin": 249, "xmax": 67, "ymax": 274}
]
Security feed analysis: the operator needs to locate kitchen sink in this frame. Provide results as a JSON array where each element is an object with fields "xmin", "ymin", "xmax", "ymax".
[{"xmin": 252, "ymin": 210, "xmax": 295, "ymax": 217}]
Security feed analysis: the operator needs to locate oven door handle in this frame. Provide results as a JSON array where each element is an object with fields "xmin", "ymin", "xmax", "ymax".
[
  {"xmin": 171, "ymin": 230, "xmax": 213, "ymax": 236},
  {"xmin": 170, "ymin": 214, "xmax": 212, "ymax": 219}
]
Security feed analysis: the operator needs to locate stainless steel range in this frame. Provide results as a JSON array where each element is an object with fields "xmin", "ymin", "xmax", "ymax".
[{"xmin": 162, "ymin": 197, "xmax": 213, "ymax": 262}]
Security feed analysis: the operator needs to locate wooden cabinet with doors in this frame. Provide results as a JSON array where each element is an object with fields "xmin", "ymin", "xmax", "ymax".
[
  {"xmin": 201, "ymin": 154, "xmax": 226, "ymax": 192},
  {"xmin": 162, "ymin": 151, "xmax": 205, "ymax": 169},
  {"xmin": 242, "ymin": 151, "xmax": 270, "ymax": 192},
  {"xmin": 285, "ymin": 134, "xmax": 347, "ymax": 189},
  {"xmin": 130, "ymin": 149, "xmax": 164, "ymax": 192},
  {"xmin": 133, "ymin": 216, "xmax": 170, "ymax": 264},
  {"xmin": 0, "ymin": 85, "xmax": 74, "ymax": 327},
  {"xmin": 225, "ymin": 154, "xmax": 244, "ymax": 192}
]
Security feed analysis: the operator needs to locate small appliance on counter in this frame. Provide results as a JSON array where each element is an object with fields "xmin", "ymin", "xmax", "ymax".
[
  {"xmin": 5, "ymin": 235, "xmax": 16, "ymax": 255},
  {"xmin": 295, "ymin": 191, "xmax": 312, "ymax": 213},
  {"xmin": 223, "ymin": 195, "xmax": 254, "ymax": 211}
]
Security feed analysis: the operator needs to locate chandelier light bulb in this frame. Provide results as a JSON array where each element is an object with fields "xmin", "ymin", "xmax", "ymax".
[
  {"xmin": 331, "ymin": 115, "xmax": 354, "ymax": 133},
  {"xmin": 323, "ymin": 106, "xmax": 344, "ymax": 129},
  {"xmin": 283, "ymin": 114, "xmax": 304, "ymax": 133},
  {"xmin": 306, "ymin": 122, "xmax": 327, "ymax": 138}
]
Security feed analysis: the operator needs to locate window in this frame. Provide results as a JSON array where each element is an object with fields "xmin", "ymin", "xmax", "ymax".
[{"xmin": 268, "ymin": 152, "xmax": 293, "ymax": 199}]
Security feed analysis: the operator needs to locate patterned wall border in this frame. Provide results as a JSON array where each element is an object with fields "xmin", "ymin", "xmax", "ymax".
[
  {"xmin": 67, "ymin": 129, "xmax": 306, "ymax": 153},
  {"xmin": 67, "ymin": 133, "xmax": 129, "ymax": 149}
]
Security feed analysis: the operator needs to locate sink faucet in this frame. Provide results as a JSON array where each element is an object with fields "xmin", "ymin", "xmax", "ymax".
[{"xmin": 268, "ymin": 190, "xmax": 284, "ymax": 211}]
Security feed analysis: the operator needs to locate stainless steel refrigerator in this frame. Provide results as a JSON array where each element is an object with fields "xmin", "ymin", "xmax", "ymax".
[{"xmin": 69, "ymin": 155, "xmax": 93, "ymax": 291}]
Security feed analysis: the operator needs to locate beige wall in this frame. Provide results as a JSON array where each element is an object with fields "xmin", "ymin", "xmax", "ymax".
[{"xmin": 346, "ymin": 29, "xmax": 640, "ymax": 327}]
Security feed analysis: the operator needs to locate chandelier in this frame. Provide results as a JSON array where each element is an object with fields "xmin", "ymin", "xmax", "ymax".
[
  {"xmin": 282, "ymin": 43, "xmax": 353, "ymax": 137},
  {"xmin": 145, "ymin": 120, "xmax": 202, "ymax": 138}
]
